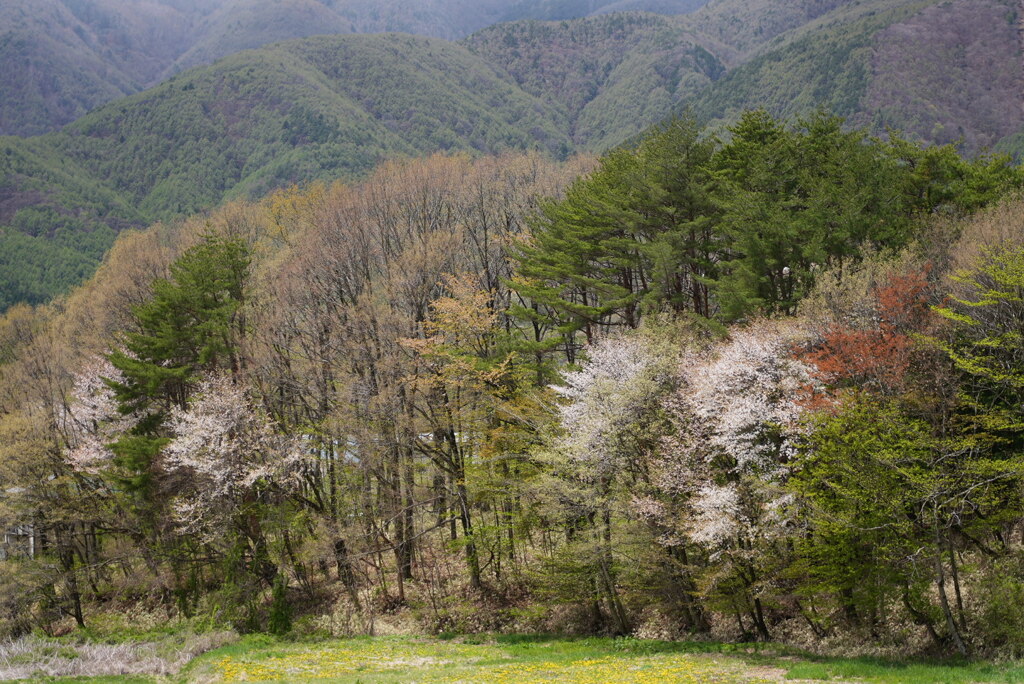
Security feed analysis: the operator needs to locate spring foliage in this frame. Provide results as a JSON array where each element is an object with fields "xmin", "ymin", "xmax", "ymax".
[{"xmin": 1, "ymin": 119, "xmax": 1024, "ymax": 656}]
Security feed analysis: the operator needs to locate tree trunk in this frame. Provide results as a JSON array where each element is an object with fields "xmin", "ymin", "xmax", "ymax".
[
  {"xmin": 752, "ymin": 598, "xmax": 770, "ymax": 642},
  {"xmin": 934, "ymin": 510, "xmax": 967, "ymax": 655},
  {"xmin": 457, "ymin": 479, "xmax": 482, "ymax": 590}
]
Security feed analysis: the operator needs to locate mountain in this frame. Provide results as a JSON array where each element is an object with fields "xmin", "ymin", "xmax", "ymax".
[
  {"xmin": 56, "ymin": 34, "xmax": 569, "ymax": 214},
  {"xmin": 464, "ymin": 13, "xmax": 724, "ymax": 151},
  {"xmin": 168, "ymin": 0, "xmax": 357, "ymax": 74},
  {"xmin": 0, "ymin": 32, "xmax": 571, "ymax": 306},
  {"xmin": 690, "ymin": 0, "xmax": 1024, "ymax": 155},
  {"xmin": 4, "ymin": 0, "xmax": 1023, "ymax": 308},
  {"xmin": 0, "ymin": 0, "xmax": 715, "ymax": 136},
  {"xmin": 0, "ymin": 0, "xmax": 212, "ymax": 136},
  {"xmin": 500, "ymin": 0, "xmax": 707, "ymax": 22},
  {"xmin": 684, "ymin": 0, "xmax": 853, "ymax": 61}
]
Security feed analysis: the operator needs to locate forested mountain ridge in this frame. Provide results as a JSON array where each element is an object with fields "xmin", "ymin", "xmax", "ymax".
[
  {"xmin": 0, "ymin": 0, "xmax": 212, "ymax": 136},
  {"xmin": 500, "ymin": 0, "xmax": 709, "ymax": 22},
  {"xmin": 0, "ymin": 33, "xmax": 572, "ymax": 309},
  {"xmin": 463, "ymin": 13, "xmax": 725, "ymax": 151},
  {"xmin": 691, "ymin": 0, "xmax": 1024, "ymax": 155},
  {"xmin": 0, "ymin": 0, "xmax": 714, "ymax": 136},
  {"xmin": 4, "ymin": 0, "xmax": 1024, "ymax": 310}
]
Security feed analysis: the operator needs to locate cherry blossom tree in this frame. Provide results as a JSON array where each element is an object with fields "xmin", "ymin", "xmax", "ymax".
[
  {"xmin": 543, "ymin": 333, "xmax": 678, "ymax": 634},
  {"xmin": 554, "ymin": 335, "xmax": 670, "ymax": 477},
  {"xmin": 640, "ymin": 320, "xmax": 814, "ymax": 639},
  {"xmin": 64, "ymin": 356, "xmax": 133, "ymax": 475},
  {"xmin": 162, "ymin": 373, "xmax": 308, "ymax": 543}
]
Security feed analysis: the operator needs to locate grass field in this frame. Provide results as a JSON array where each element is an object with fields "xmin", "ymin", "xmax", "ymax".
[
  {"xmin": 197, "ymin": 635, "xmax": 774, "ymax": 683},
  {"xmin": 179, "ymin": 635, "xmax": 1024, "ymax": 684},
  {"xmin": 17, "ymin": 634, "xmax": 1024, "ymax": 683}
]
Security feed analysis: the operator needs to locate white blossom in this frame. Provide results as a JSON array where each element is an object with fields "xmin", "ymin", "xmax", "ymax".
[
  {"xmin": 689, "ymin": 484, "xmax": 741, "ymax": 546},
  {"xmin": 163, "ymin": 373, "xmax": 309, "ymax": 538},
  {"xmin": 643, "ymin": 320, "xmax": 813, "ymax": 553},
  {"xmin": 65, "ymin": 356, "xmax": 132, "ymax": 474},
  {"xmin": 676, "ymin": 321, "xmax": 811, "ymax": 475},
  {"xmin": 551, "ymin": 336, "xmax": 665, "ymax": 475}
]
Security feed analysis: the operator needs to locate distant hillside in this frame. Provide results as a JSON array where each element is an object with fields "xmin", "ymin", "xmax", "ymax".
[
  {"xmin": 0, "ymin": 0, "xmax": 714, "ymax": 135},
  {"xmin": 690, "ymin": 0, "xmax": 1023, "ymax": 156},
  {"xmin": 464, "ymin": 13, "xmax": 724, "ymax": 150},
  {"xmin": 500, "ymin": 0, "xmax": 706, "ymax": 21},
  {"xmin": 6, "ymin": 0, "xmax": 1024, "ymax": 309},
  {"xmin": 168, "ymin": 0, "xmax": 357, "ymax": 74},
  {"xmin": 0, "ymin": 33, "xmax": 570, "ymax": 306},
  {"xmin": 685, "ymin": 0, "xmax": 853, "ymax": 61},
  {"xmin": 0, "ymin": 0, "xmax": 209, "ymax": 136},
  {"xmin": 860, "ymin": 0, "xmax": 1023, "ymax": 153}
]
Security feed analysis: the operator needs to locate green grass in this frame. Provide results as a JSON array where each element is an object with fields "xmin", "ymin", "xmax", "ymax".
[
  {"xmin": 185, "ymin": 635, "xmax": 775, "ymax": 683},
  {"xmin": 13, "ymin": 632, "xmax": 1024, "ymax": 682},
  {"xmin": 783, "ymin": 656, "xmax": 1024, "ymax": 683},
  {"xmin": 168, "ymin": 635, "xmax": 1024, "ymax": 683},
  {"xmin": 41, "ymin": 679, "xmax": 153, "ymax": 683}
]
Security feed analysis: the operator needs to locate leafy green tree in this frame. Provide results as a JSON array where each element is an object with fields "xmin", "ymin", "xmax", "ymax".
[
  {"xmin": 934, "ymin": 243, "xmax": 1024, "ymax": 442},
  {"xmin": 793, "ymin": 399, "xmax": 941, "ymax": 641},
  {"xmin": 711, "ymin": 110, "xmax": 910, "ymax": 320},
  {"xmin": 268, "ymin": 575, "xmax": 292, "ymax": 635},
  {"xmin": 794, "ymin": 387, "xmax": 1024, "ymax": 655},
  {"xmin": 511, "ymin": 114, "xmax": 716, "ymax": 360},
  {"xmin": 105, "ymin": 235, "xmax": 250, "ymax": 493}
]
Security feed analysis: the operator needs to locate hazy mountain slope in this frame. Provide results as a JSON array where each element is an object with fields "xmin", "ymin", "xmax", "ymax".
[
  {"xmin": 466, "ymin": 0, "xmax": 933, "ymax": 152},
  {"xmin": 0, "ymin": 0, "xmax": 714, "ymax": 135},
  {"xmin": 170, "ymin": 0, "xmax": 356, "ymax": 73},
  {"xmin": 58, "ymin": 34, "xmax": 569, "ymax": 217},
  {"xmin": 499, "ymin": 0, "xmax": 707, "ymax": 21},
  {"xmin": 690, "ymin": 0, "xmax": 1019, "ymax": 156},
  {"xmin": 680, "ymin": 0, "xmax": 854, "ymax": 64},
  {"xmin": 861, "ymin": 0, "xmax": 1023, "ymax": 152},
  {"xmin": 0, "ymin": 0, "xmax": 140, "ymax": 136},
  {"xmin": 0, "ymin": 0, "xmax": 214, "ymax": 135},
  {"xmin": 0, "ymin": 32, "xmax": 572, "ymax": 306},
  {"xmin": 173, "ymin": 0, "xmax": 712, "ymax": 64},
  {"xmin": 0, "ymin": 135, "xmax": 142, "ymax": 308},
  {"xmin": 592, "ymin": 0, "xmax": 709, "ymax": 15},
  {"xmin": 689, "ymin": 0, "xmax": 916, "ymax": 125},
  {"xmin": 329, "ymin": 0, "xmax": 514, "ymax": 38},
  {"xmin": 57, "ymin": 0, "xmax": 214, "ymax": 84},
  {"xmin": 464, "ymin": 13, "xmax": 724, "ymax": 150}
]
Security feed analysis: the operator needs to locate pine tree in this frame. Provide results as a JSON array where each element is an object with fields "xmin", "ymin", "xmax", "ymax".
[
  {"xmin": 104, "ymin": 235, "xmax": 250, "ymax": 493},
  {"xmin": 510, "ymin": 113, "xmax": 715, "ymax": 360},
  {"xmin": 711, "ymin": 110, "xmax": 910, "ymax": 320}
]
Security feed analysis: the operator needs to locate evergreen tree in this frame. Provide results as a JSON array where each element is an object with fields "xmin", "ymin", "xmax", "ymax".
[
  {"xmin": 711, "ymin": 110, "xmax": 909, "ymax": 320},
  {"xmin": 511, "ymin": 113, "xmax": 715, "ymax": 360},
  {"xmin": 105, "ymin": 235, "xmax": 250, "ymax": 493}
]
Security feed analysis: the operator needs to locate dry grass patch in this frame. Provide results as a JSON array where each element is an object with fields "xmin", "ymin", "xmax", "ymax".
[{"xmin": 0, "ymin": 631, "xmax": 236, "ymax": 680}]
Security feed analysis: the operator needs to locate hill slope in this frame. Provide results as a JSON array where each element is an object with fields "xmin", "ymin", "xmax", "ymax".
[
  {"xmin": 689, "ymin": 0, "xmax": 1023, "ymax": 156},
  {"xmin": 0, "ymin": 0, "xmax": 715, "ymax": 135},
  {"xmin": 464, "ymin": 13, "xmax": 724, "ymax": 151},
  {"xmin": 0, "ymin": 0, "xmax": 209, "ymax": 136},
  {"xmin": 5, "ymin": 0, "xmax": 1024, "ymax": 308},
  {"xmin": 56, "ymin": 34, "xmax": 569, "ymax": 217},
  {"xmin": 0, "ymin": 33, "xmax": 571, "ymax": 306}
]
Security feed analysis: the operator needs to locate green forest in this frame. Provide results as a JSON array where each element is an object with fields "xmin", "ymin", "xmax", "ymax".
[
  {"xmin": 4, "ymin": 111, "xmax": 1024, "ymax": 678},
  {"xmin": 4, "ymin": 0, "xmax": 1020, "ymax": 321}
]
